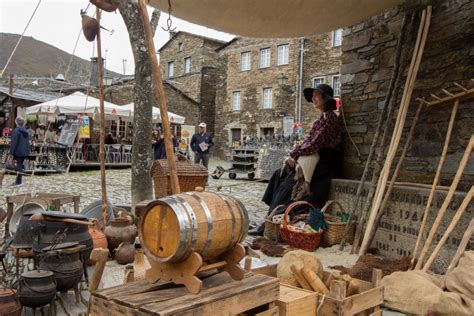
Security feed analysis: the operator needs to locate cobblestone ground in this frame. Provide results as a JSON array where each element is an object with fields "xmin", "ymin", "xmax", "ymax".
[{"xmin": 0, "ymin": 158, "xmax": 268, "ymax": 235}]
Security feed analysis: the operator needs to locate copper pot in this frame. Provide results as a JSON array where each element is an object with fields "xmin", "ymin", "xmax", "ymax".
[
  {"xmin": 0, "ymin": 288, "xmax": 21, "ymax": 316},
  {"xmin": 115, "ymin": 242, "xmax": 135, "ymax": 265},
  {"xmin": 104, "ymin": 217, "xmax": 137, "ymax": 257}
]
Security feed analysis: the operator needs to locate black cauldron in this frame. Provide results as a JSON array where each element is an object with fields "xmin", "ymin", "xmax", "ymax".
[
  {"xmin": 18, "ymin": 270, "xmax": 56, "ymax": 308},
  {"xmin": 39, "ymin": 243, "xmax": 85, "ymax": 292},
  {"xmin": 33, "ymin": 212, "xmax": 93, "ymax": 261}
]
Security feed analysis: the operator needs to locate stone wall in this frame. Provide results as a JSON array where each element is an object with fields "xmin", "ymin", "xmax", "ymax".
[{"xmin": 340, "ymin": 0, "xmax": 474, "ymax": 190}]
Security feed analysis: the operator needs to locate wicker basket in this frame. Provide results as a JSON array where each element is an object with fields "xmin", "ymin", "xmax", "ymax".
[
  {"xmin": 280, "ymin": 201, "xmax": 324, "ymax": 251},
  {"xmin": 264, "ymin": 205, "xmax": 285, "ymax": 242},
  {"xmin": 321, "ymin": 200, "xmax": 356, "ymax": 246},
  {"xmin": 150, "ymin": 154, "xmax": 208, "ymax": 198}
]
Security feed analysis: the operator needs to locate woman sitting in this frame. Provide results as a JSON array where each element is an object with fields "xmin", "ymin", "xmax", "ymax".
[{"xmin": 249, "ymin": 83, "xmax": 342, "ymax": 236}]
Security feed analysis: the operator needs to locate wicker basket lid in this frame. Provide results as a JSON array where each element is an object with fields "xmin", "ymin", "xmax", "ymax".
[{"xmin": 150, "ymin": 159, "xmax": 208, "ymax": 177}]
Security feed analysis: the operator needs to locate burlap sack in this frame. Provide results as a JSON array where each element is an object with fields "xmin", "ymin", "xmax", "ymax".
[
  {"xmin": 444, "ymin": 251, "xmax": 474, "ymax": 300},
  {"xmin": 382, "ymin": 260, "xmax": 474, "ymax": 315}
]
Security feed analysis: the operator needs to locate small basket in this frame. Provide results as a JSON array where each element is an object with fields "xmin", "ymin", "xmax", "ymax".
[
  {"xmin": 321, "ymin": 200, "xmax": 356, "ymax": 246},
  {"xmin": 280, "ymin": 201, "xmax": 324, "ymax": 251},
  {"xmin": 150, "ymin": 153, "xmax": 208, "ymax": 198},
  {"xmin": 264, "ymin": 205, "xmax": 285, "ymax": 242}
]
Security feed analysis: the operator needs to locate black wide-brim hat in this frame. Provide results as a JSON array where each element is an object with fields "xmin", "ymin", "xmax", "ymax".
[{"xmin": 303, "ymin": 83, "xmax": 335, "ymax": 103}]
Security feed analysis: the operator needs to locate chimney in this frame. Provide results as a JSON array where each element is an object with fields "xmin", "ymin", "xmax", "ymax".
[{"xmin": 90, "ymin": 57, "xmax": 105, "ymax": 87}]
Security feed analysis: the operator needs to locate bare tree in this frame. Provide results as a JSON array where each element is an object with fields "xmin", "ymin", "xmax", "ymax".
[{"xmin": 117, "ymin": 0, "xmax": 161, "ymax": 210}]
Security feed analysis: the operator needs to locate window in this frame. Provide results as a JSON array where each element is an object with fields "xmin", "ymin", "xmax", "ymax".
[
  {"xmin": 261, "ymin": 127, "xmax": 274, "ymax": 137},
  {"xmin": 332, "ymin": 29, "xmax": 343, "ymax": 47},
  {"xmin": 332, "ymin": 75, "xmax": 341, "ymax": 96},
  {"xmin": 312, "ymin": 76, "xmax": 325, "ymax": 87},
  {"xmin": 167, "ymin": 61, "xmax": 174, "ymax": 78},
  {"xmin": 262, "ymin": 88, "xmax": 273, "ymax": 109},
  {"xmin": 276, "ymin": 44, "xmax": 289, "ymax": 65},
  {"xmin": 184, "ymin": 57, "xmax": 191, "ymax": 74},
  {"xmin": 240, "ymin": 51, "xmax": 251, "ymax": 71},
  {"xmin": 259, "ymin": 48, "xmax": 271, "ymax": 68},
  {"xmin": 232, "ymin": 91, "xmax": 241, "ymax": 111},
  {"xmin": 178, "ymin": 42, "xmax": 183, "ymax": 52}
]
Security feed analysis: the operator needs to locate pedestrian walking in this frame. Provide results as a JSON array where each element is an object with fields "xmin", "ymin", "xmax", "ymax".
[
  {"xmin": 190, "ymin": 122, "xmax": 214, "ymax": 169},
  {"xmin": 9, "ymin": 117, "xmax": 30, "ymax": 187}
]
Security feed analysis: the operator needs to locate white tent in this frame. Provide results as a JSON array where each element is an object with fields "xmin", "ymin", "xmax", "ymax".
[
  {"xmin": 26, "ymin": 92, "xmax": 131, "ymax": 118},
  {"xmin": 120, "ymin": 103, "xmax": 185, "ymax": 125},
  {"xmin": 148, "ymin": 0, "xmax": 404, "ymax": 38}
]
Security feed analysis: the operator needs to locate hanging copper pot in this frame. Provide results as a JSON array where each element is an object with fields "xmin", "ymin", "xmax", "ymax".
[
  {"xmin": 90, "ymin": 0, "xmax": 119, "ymax": 12},
  {"xmin": 81, "ymin": 13, "xmax": 99, "ymax": 42},
  {"xmin": 115, "ymin": 242, "xmax": 135, "ymax": 265},
  {"xmin": 0, "ymin": 288, "xmax": 22, "ymax": 316},
  {"xmin": 86, "ymin": 219, "xmax": 108, "ymax": 265},
  {"xmin": 104, "ymin": 217, "xmax": 137, "ymax": 257}
]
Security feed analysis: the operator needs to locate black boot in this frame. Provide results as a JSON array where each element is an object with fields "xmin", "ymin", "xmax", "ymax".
[{"xmin": 248, "ymin": 223, "xmax": 264, "ymax": 236}]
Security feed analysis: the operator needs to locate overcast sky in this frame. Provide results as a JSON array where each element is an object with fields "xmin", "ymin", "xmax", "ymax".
[{"xmin": 0, "ymin": 0, "xmax": 234, "ymax": 75}]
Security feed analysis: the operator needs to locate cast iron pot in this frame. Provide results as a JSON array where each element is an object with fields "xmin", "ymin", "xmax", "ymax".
[
  {"xmin": 39, "ymin": 243, "xmax": 85, "ymax": 292},
  {"xmin": 18, "ymin": 270, "xmax": 56, "ymax": 308}
]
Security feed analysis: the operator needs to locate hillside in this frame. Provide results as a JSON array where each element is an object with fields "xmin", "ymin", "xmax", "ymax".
[{"xmin": 0, "ymin": 33, "xmax": 119, "ymax": 84}]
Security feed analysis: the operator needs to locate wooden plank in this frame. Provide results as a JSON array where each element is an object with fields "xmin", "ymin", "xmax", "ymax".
[
  {"xmin": 94, "ymin": 280, "xmax": 163, "ymax": 299},
  {"xmin": 251, "ymin": 264, "xmax": 277, "ymax": 277},
  {"xmin": 89, "ymin": 295, "xmax": 147, "ymax": 316},
  {"xmin": 341, "ymin": 286, "xmax": 384, "ymax": 316},
  {"xmin": 140, "ymin": 274, "xmax": 279, "ymax": 315},
  {"xmin": 425, "ymin": 87, "xmax": 474, "ymax": 107},
  {"xmin": 276, "ymin": 285, "xmax": 317, "ymax": 316}
]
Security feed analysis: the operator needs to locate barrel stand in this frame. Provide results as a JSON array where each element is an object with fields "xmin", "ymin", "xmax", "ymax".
[{"xmin": 146, "ymin": 243, "xmax": 246, "ymax": 294}]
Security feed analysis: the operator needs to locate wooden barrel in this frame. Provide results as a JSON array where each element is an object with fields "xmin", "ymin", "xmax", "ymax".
[{"xmin": 139, "ymin": 191, "xmax": 249, "ymax": 263}]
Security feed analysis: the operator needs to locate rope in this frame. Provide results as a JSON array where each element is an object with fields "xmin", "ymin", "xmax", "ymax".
[
  {"xmin": 0, "ymin": 0, "xmax": 42, "ymax": 78},
  {"xmin": 340, "ymin": 104, "xmax": 361, "ymax": 157}
]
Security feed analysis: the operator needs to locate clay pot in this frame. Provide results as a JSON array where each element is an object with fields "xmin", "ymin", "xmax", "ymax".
[
  {"xmin": 90, "ymin": 0, "xmax": 119, "ymax": 12},
  {"xmin": 86, "ymin": 220, "xmax": 108, "ymax": 265},
  {"xmin": 0, "ymin": 288, "xmax": 21, "ymax": 316},
  {"xmin": 115, "ymin": 242, "xmax": 135, "ymax": 265},
  {"xmin": 104, "ymin": 217, "xmax": 137, "ymax": 257},
  {"xmin": 18, "ymin": 270, "xmax": 56, "ymax": 308}
]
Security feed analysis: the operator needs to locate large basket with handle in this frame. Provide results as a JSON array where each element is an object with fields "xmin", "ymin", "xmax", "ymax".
[
  {"xmin": 150, "ymin": 153, "xmax": 208, "ymax": 198},
  {"xmin": 321, "ymin": 200, "xmax": 356, "ymax": 246},
  {"xmin": 280, "ymin": 201, "xmax": 324, "ymax": 251}
]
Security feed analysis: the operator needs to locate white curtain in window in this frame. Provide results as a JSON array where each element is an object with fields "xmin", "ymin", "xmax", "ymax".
[
  {"xmin": 167, "ymin": 62, "xmax": 174, "ymax": 77},
  {"xmin": 263, "ymin": 88, "xmax": 272, "ymax": 108},
  {"xmin": 332, "ymin": 75, "xmax": 341, "ymax": 96},
  {"xmin": 232, "ymin": 91, "xmax": 241, "ymax": 111},
  {"xmin": 277, "ymin": 44, "xmax": 289, "ymax": 65},
  {"xmin": 184, "ymin": 57, "xmax": 191, "ymax": 73},
  {"xmin": 241, "ymin": 52, "xmax": 251, "ymax": 71},
  {"xmin": 260, "ymin": 48, "xmax": 271, "ymax": 68}
]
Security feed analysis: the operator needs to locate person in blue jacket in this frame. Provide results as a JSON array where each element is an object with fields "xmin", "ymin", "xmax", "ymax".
[
  {"xmin": 9, "ymin": 117, "xmax": 30, "ymax": 186},
  {"xmin": 190, "ymin": 122, "xmax": 214, "ymax": 169}
]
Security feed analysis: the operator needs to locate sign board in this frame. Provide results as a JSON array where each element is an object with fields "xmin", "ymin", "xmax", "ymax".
[
  {"xmin": 329, "ymin": 179, "xmax": 472, "ymax": 274},
  {"xmin": 57, "ymin": 119, "xmax": 80, "ymax": 147},
  {"xmin": 79, "ymin": 115, "xmax": 90, "ymax": 139},
  {"xmin": 283, "ymin": 116, "xmax": 294, "ymax": 137}
]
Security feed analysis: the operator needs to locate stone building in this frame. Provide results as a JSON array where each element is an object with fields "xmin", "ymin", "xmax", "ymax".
[
  {"xmin": 158, "ymin": 31, "xmax": 226, "ymax": 136},
  {"xmin": 214, "ymin": 33, "xmax": 342, "ymax": 158},
  {"xmin": 339, "ymin": 0, "xmax": 474, "ymax": 190}
]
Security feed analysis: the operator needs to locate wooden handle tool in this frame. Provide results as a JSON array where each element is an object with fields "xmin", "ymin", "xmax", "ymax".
[
  {"xmin": 301, "ymin": 267, "xmax": 329, "ymax": 294},
  {"xmin": 290, "ymin": 264, "xmax": 312, "ymax": 290}
]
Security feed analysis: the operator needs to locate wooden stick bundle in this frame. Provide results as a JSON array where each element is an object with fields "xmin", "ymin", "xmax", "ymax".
[
  {"xmin": 410, "ymin": 100, "xmax": 459, "ymax": 268},
  {"xmin": 359, "ymin": 6, "xmax": 432, "ymax": 255}
]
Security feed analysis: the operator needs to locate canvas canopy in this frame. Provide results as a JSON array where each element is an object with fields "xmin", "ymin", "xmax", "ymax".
[
  {"xmin": 26, "ymin": 92, "xmax": 131, "ymax": 118},
  {"xmin": 120, "ymin": 103, "xmax": 185, "ymax": 125},
  {"xmin": 148, "ymin": 0, "xmax": 404, "ymax": 38}
]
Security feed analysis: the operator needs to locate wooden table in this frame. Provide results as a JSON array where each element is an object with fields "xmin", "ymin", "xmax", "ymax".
[
  {"xmin": 89, "ymin": 272, "xmax": 279, "ymax": 315},
  {"xmin": 5, "ymin": 192, "xmax": 81, "ymax": 237}
]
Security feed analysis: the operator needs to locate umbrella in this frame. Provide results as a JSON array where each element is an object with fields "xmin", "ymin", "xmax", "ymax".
[
  {"xmin": 148, "ymin": 0, "xmax": 404, "ymax": 38},
  {"xmin": 120, "ymin": 103, "xmax": 185, "ymax": 124}
]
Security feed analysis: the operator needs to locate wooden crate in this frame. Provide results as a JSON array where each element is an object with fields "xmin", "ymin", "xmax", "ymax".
[
  {"xmin": 89, "ymin": 272, "xmax": 279, "ymax": 315},
  {"xmin": 275, "ymin": 284, "xmax": 317, "ymax": 316},
  {"xmin": 317, "ymin": 270, "xmax": 384, "ymax": 316}
]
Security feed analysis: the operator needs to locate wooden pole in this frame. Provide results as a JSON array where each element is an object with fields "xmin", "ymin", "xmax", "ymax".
[
  {"xmin": 359, "ymin": 6, "xmax": 432, "ymax": 255},
  {"xmin": 423, "ymin": 186, "xmax": 473, "ymax": 272},
  {"xmin": 8, "ymin": 74, "xmax": 15, "ymax": 129},
  {"xmin": 415, "ymin": 135, "xmax": 474, "ymax": 269},
  {"xmin": 444, "ymin": 218, "xmax": 474, "ymax": 278},
  {"xmin": 137, "ymin": 0, "xmax": 180, "ymax": 194},
  {"xmin": 410, "ymin": 100, "xmax": 459, "ymax": 268},
  {"xmin": 96, "ymin": 9, "xmax": 108, "ymax": 228},
  {"xmin": 360, "ymin": 100, "xmax": 424, "ymax": 254}
]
